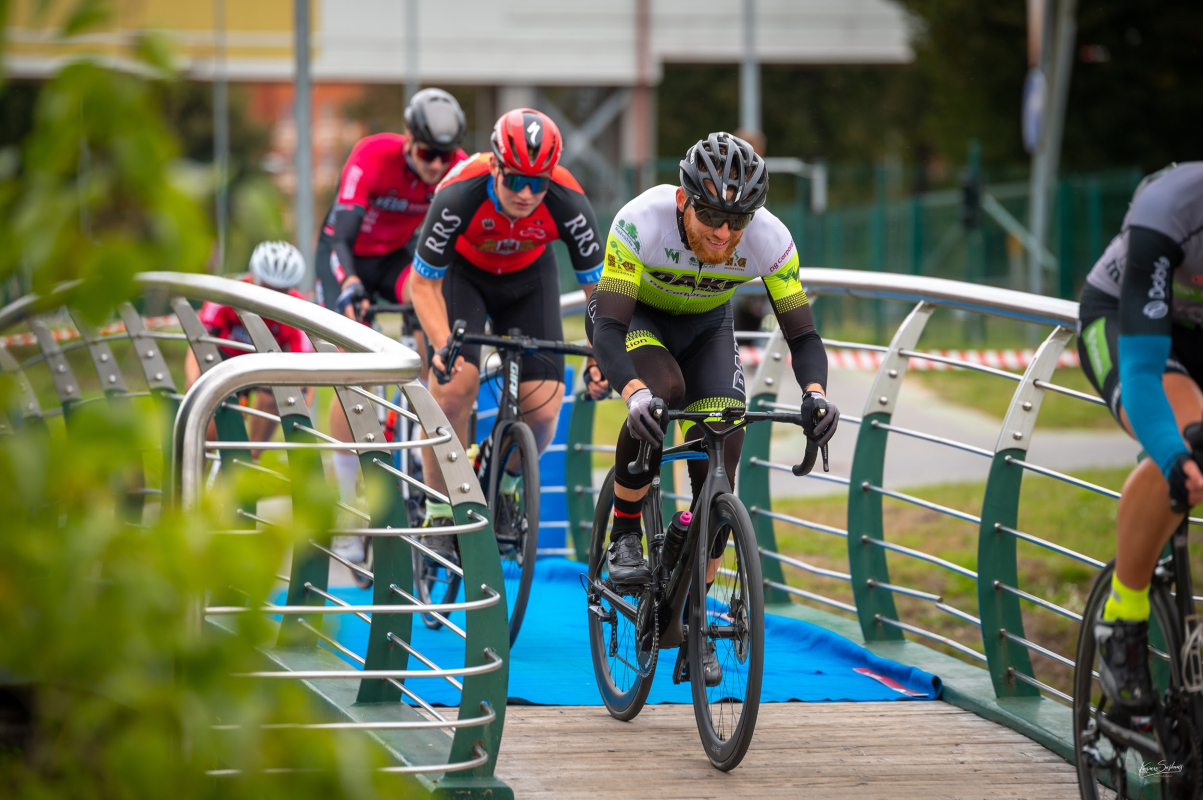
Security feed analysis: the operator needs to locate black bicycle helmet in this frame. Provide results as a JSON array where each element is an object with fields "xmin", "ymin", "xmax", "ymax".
[
  {"xmin": 404, "ymin": 88, "xmax": 466, "ymax": 149},
  {"xmin": 679, "ymin": 132, "xmax": 768, "ymax": 213}
]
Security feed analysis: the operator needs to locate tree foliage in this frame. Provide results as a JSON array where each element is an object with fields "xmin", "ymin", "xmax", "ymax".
[{"xmin": 0, "ymin": 4, "xmax": 418, "ymax": 797}]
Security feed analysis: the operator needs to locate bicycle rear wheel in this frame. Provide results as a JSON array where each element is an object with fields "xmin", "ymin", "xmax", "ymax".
[
  {"xmin": 689, "ymin": 492, "xmax": 763, "ymax": 771},
  {"xmin": 489, "ymin": 421, "xmax": 540, "ymax": 647},
  {"xmin": 586, "ymin": 469, "xmax": 657, "ymax": 721}
]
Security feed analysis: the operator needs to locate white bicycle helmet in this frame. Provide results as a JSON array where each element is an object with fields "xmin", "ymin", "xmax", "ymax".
[{"xmin": 249, "ymin": 241, "xmax": 306, "ymax": 289}]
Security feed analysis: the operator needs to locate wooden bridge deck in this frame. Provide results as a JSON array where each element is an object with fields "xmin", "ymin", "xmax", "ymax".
[{"xmin": 495, "ymin": 702, "xmax": 1087, "ymax": 799}]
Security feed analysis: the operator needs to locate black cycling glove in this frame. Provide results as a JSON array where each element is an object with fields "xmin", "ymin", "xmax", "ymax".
[{"xmin": 800, "ymin": 390, "xmax": 839, "ymax": 446}]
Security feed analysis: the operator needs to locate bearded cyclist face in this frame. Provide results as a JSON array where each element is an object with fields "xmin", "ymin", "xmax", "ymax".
[{"xmin": 675, "ymin": 187, "xmax": 744, "ymax": 265}]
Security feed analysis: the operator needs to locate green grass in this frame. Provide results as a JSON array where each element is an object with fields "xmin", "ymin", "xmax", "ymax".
[
  {"xmin": 764, "ymin": 466, "xmax": 1198, "ymax": 698},
  {"xmin": 911, "ymin": 367, "xmax": 1114, "ymax": 429}
]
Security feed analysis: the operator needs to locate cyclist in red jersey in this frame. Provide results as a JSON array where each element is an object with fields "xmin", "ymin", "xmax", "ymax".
[
  {"xmin": 410, "ymin": 108, "xmax": 610, "ymax": 525},
  {"xmin": 314, "ymin": 89, "xmax": 468, "ymax": 529},
  {"xmin": 184, "ymin": 242, "xmax": 315, "ymax": 451},
  {"xmin": 314, "ymin": 88, "xmax": 468, "ymax": 323}
]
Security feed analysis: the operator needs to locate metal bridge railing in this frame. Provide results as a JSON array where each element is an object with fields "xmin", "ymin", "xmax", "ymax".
[
  {"xmin": 561, "ymin": 268, "xmax": 1141, "ymax": 755},
  {"xmin": 0, "ymin": 273, "xmax": 511, "ymax": 795}
]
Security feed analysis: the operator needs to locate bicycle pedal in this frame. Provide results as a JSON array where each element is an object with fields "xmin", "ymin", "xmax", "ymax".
[{"xmin": 672, "ymin": 644, "xmax": 689, "ymax": 685}]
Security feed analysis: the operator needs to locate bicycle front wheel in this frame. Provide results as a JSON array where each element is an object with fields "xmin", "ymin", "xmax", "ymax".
[
  {"xmin": 1073, "ymin": 561, "xmax": 1199, "ymax": 799},
  {"xmin": 489, "ymin": 421, "xmax": 540, "ymax": 647},
  {"xmin": 586, "ymin": 469, "xmax": 657, "ymax": 721},
  {"xmin": 689, "ymin": 492, "xmax": 763, "ymax": 771}
]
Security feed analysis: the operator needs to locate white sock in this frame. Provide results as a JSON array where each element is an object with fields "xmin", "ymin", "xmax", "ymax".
[{"xmin": 332, "ymin": 452, "xmax": 360, "ymax": 503}]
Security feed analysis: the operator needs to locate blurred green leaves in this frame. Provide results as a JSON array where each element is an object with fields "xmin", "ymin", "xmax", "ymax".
[{"xmin": 0, "ymin": 4, "xmax": 421, "ymax": 797}]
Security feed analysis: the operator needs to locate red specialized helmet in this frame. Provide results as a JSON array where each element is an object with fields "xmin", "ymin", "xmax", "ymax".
[{"xmin": 491, "ymin": 108, "xmax": 562, "ymax": 175}]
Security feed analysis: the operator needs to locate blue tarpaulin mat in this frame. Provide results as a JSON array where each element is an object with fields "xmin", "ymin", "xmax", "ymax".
[{"xmin": 307, "ymin": 557, "xmax": 942, "ymax": 706}]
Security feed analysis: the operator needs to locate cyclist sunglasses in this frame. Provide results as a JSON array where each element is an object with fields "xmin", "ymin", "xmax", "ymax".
[
  {"xmin": 688, "ymin": 196, "xmax": 755, "ymax": 231},
  {"xmin": 414, "ymin": 144, "xmax": 455, "ymax": 163},
  {"xmin": 500, "ymin": 170, "xmax": 551, "ymax": 194}
]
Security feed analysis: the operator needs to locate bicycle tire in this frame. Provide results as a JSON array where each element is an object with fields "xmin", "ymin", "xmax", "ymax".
[
  {"xmin": 586, "ymin": 468, "xmax": 657, "ymax": 721},
  {"xmin": 412, "ymin": 539, "xmax": 462, "ymax": 630},
  {"xmin": 1073, "ymin": 560, "xmax": 1195, "ymax": 799},
  {"xmin": 489, "ymin": 420, "xmax": 540, "ymax": 647},
  {"xmin": 689, "ymin": 492, "xmax": 763, "ymax": 771}
]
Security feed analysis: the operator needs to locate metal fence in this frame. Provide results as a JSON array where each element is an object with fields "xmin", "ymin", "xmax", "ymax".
[{"xmin": 0, "ymin": 273, "xmax": 512, "ymax": 796}]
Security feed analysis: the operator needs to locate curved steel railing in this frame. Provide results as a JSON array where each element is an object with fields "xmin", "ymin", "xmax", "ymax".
[
  {"xmin": 0, "ymin": 273, "xmax": 512, "ymax": 792},
  {"xmin": 560, "ymin": 267, "xmax": 1134, "ymax": 767}
]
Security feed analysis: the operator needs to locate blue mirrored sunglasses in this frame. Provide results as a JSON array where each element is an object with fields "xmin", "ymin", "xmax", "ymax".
[{"xmin": 500, "ymin": 170, "xmax": 550, "ymax": 194}]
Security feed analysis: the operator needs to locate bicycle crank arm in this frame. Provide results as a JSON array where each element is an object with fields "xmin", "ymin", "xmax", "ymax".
[
  {"xmin": 588, "ymin": 578, "xmax": 640, "ymax": 623},
  {"xmin": 1095, "ymin": 712, "xmax": 1162, "ymax": 761}
]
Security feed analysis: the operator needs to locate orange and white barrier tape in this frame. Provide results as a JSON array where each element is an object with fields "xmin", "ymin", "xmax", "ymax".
[
  {"xmin": 0, "ymin": 315, "xmax": 178, "ymax": 348},
  {"xmin": 741, "ymin": 346, "xmax": 1079, "ymax": 372}
]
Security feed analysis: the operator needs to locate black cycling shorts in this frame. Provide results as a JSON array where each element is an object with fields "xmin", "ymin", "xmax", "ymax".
[
  {"xmin": 626, "ymin": 301, "xmax": 746, "ymax": 418},
  {"xmin": 1078, "ymin": 282, "xmax": 1203, "ymax": 422},
  {"xmin": 443, "ymin": 247, "xmax": 565, "ymax": 383},
  {"xmin": 315, "ymin": 232, "xmax": 414, "ymax": 310}
]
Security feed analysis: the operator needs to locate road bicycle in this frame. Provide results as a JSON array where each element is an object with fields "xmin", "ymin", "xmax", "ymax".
[
  {"xmin": 1074, "ymin": 423, "xmax": 1203, "ymax": 799},
  {"xmin": 584, "ymin": 400, "xmax": 826, "ymax": 770},
  {"xmin": 414, "ymin": 319, "xmax": 593, "ymax": 646}
]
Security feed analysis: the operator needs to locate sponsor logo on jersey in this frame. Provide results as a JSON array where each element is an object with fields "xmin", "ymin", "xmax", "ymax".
[
  {"xmin": 775, "ymin": 261, "xmax": 801, "ymax": 286},
  {"xmin": 564, "ymin": 212, "xmax": 600, "ymax": 258},
  {"xmin": 606, "ymin": 253, "xmax": 617, "ymax": 269},
  {"xmin": 620, "ymin": 260, "xmax": 639, "ymax": 272},
  {"xmin": 478, "ymin": 238, "xmax": 536, "ymax": 255},
  {"xmin": 664, "ymin": 248, "xmax": 681, "ymax": 264},
  {"xmin": 732, "ymin": 339, "xmax": 745, "ymax": 392},
  {"xmin": 1144, "ymin": 300, "xmax": 1169, "ymax": 320},
  {"xmin": 341, "ymin": 165, "xmax": 364, "ymax": 200},
  {"xmin": 769, "ymin": 241, "xmax": 797, "ymax": 273},
  {"xmin": 648, "ymin": 269, "xmax": 743, "ymax": 294},
  {"xmin": 1150, "ymin": 255, "xmax": 1170, "ymax": 300},
  {"xmin": 372, "ymin": 195, "xmax": 429, "ymax": 213},
  {"xmin": 482, "ymin": 217, "xmax": 495, "ymax": 230},
  {"xmin": 519, "ymin": 226, "xmax": 548, "ymax": 240},
  {"xmin": 615, "ymin": 219, "xmax": 640, "ymax": 254},
  {"xmin": 423, "ymin": 207, "xmax": 463, "ymax": 255},
  {"xmin": 722, "ymin": 254, "xmax": 748, "ymax": 270}
]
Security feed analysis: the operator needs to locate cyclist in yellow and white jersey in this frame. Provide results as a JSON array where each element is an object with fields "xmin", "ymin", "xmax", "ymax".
[{"xmin": 586, "ymin": 132, "xmax": 840, "ymax": 601}]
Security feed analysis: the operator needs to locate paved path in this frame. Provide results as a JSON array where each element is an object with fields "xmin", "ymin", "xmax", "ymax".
[
  {"xmin": 766, "ymin": 369, "xmax": 1139, "ymax": 497},
  {"xmin": 496, "ymin": 702, "xmax": 1086, "ymax": 799}
]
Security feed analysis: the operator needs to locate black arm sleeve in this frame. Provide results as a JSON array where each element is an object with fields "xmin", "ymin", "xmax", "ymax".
[
  {"xmin": 331, "ymin": 205, "xmax": 365, "ymax": 281},
  {"xmin": 587, "ymin": 289, "xmax": 640, "ymax": 394},
  {"xmin": 787, "ymin": 330, "xmax": 828, "ymax": 392},
  {"xmin": 1118, "ymin": 225, "xmax": 1184, "ymax": 337}
]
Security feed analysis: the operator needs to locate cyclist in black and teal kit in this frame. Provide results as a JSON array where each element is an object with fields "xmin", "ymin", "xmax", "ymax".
[
  {"xmin": 587, "ymin": 132, "xmax": 840, "ymax": 622},
  {"xmin": 1077, "ymin": 162, "xmax": 1203, "ymax": 715}
]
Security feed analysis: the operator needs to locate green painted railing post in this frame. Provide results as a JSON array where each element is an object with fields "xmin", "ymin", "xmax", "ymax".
[
  {"xmin": 306, "ymin": 370, "xmax": 418, "ymax": 705},
  {"xmin": 404, "ymin": 386, "xmax": 509, "ymax": 791},
  {"xmin": 846, "ymin": 301, "xmax": 934, "ymax": 642},
  {"xmin": 564, "ymin": 388, "xmax": 596, "ymax": 562},
  {"xmin": 738, "ymin": 329, "xmax": 790, "ymax": 605},
  {"xmin": 976, "ymin": 326, "xmax": 1071, "ymax": 698}
]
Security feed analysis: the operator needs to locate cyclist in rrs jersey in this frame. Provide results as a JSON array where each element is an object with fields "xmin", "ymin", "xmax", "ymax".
[
  {"xmin": 313, "ymin": 89, "xmax": 468, "ymax": 535},
  {"xmin": 410, "ymin": 108, "xmax": 609, "ymax": 532},
  {"xmin": 1077, "ymin": 162, "xmax": 1203, "ymax": 717},
  {"xmin": 587, "ymin": 134, "xmax": 840, "ymax": 639}
]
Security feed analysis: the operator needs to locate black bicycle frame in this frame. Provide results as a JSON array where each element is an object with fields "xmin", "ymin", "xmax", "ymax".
[{"xmin": 653, "ymin": 426, "xmax": 739, "ymax": 649}]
